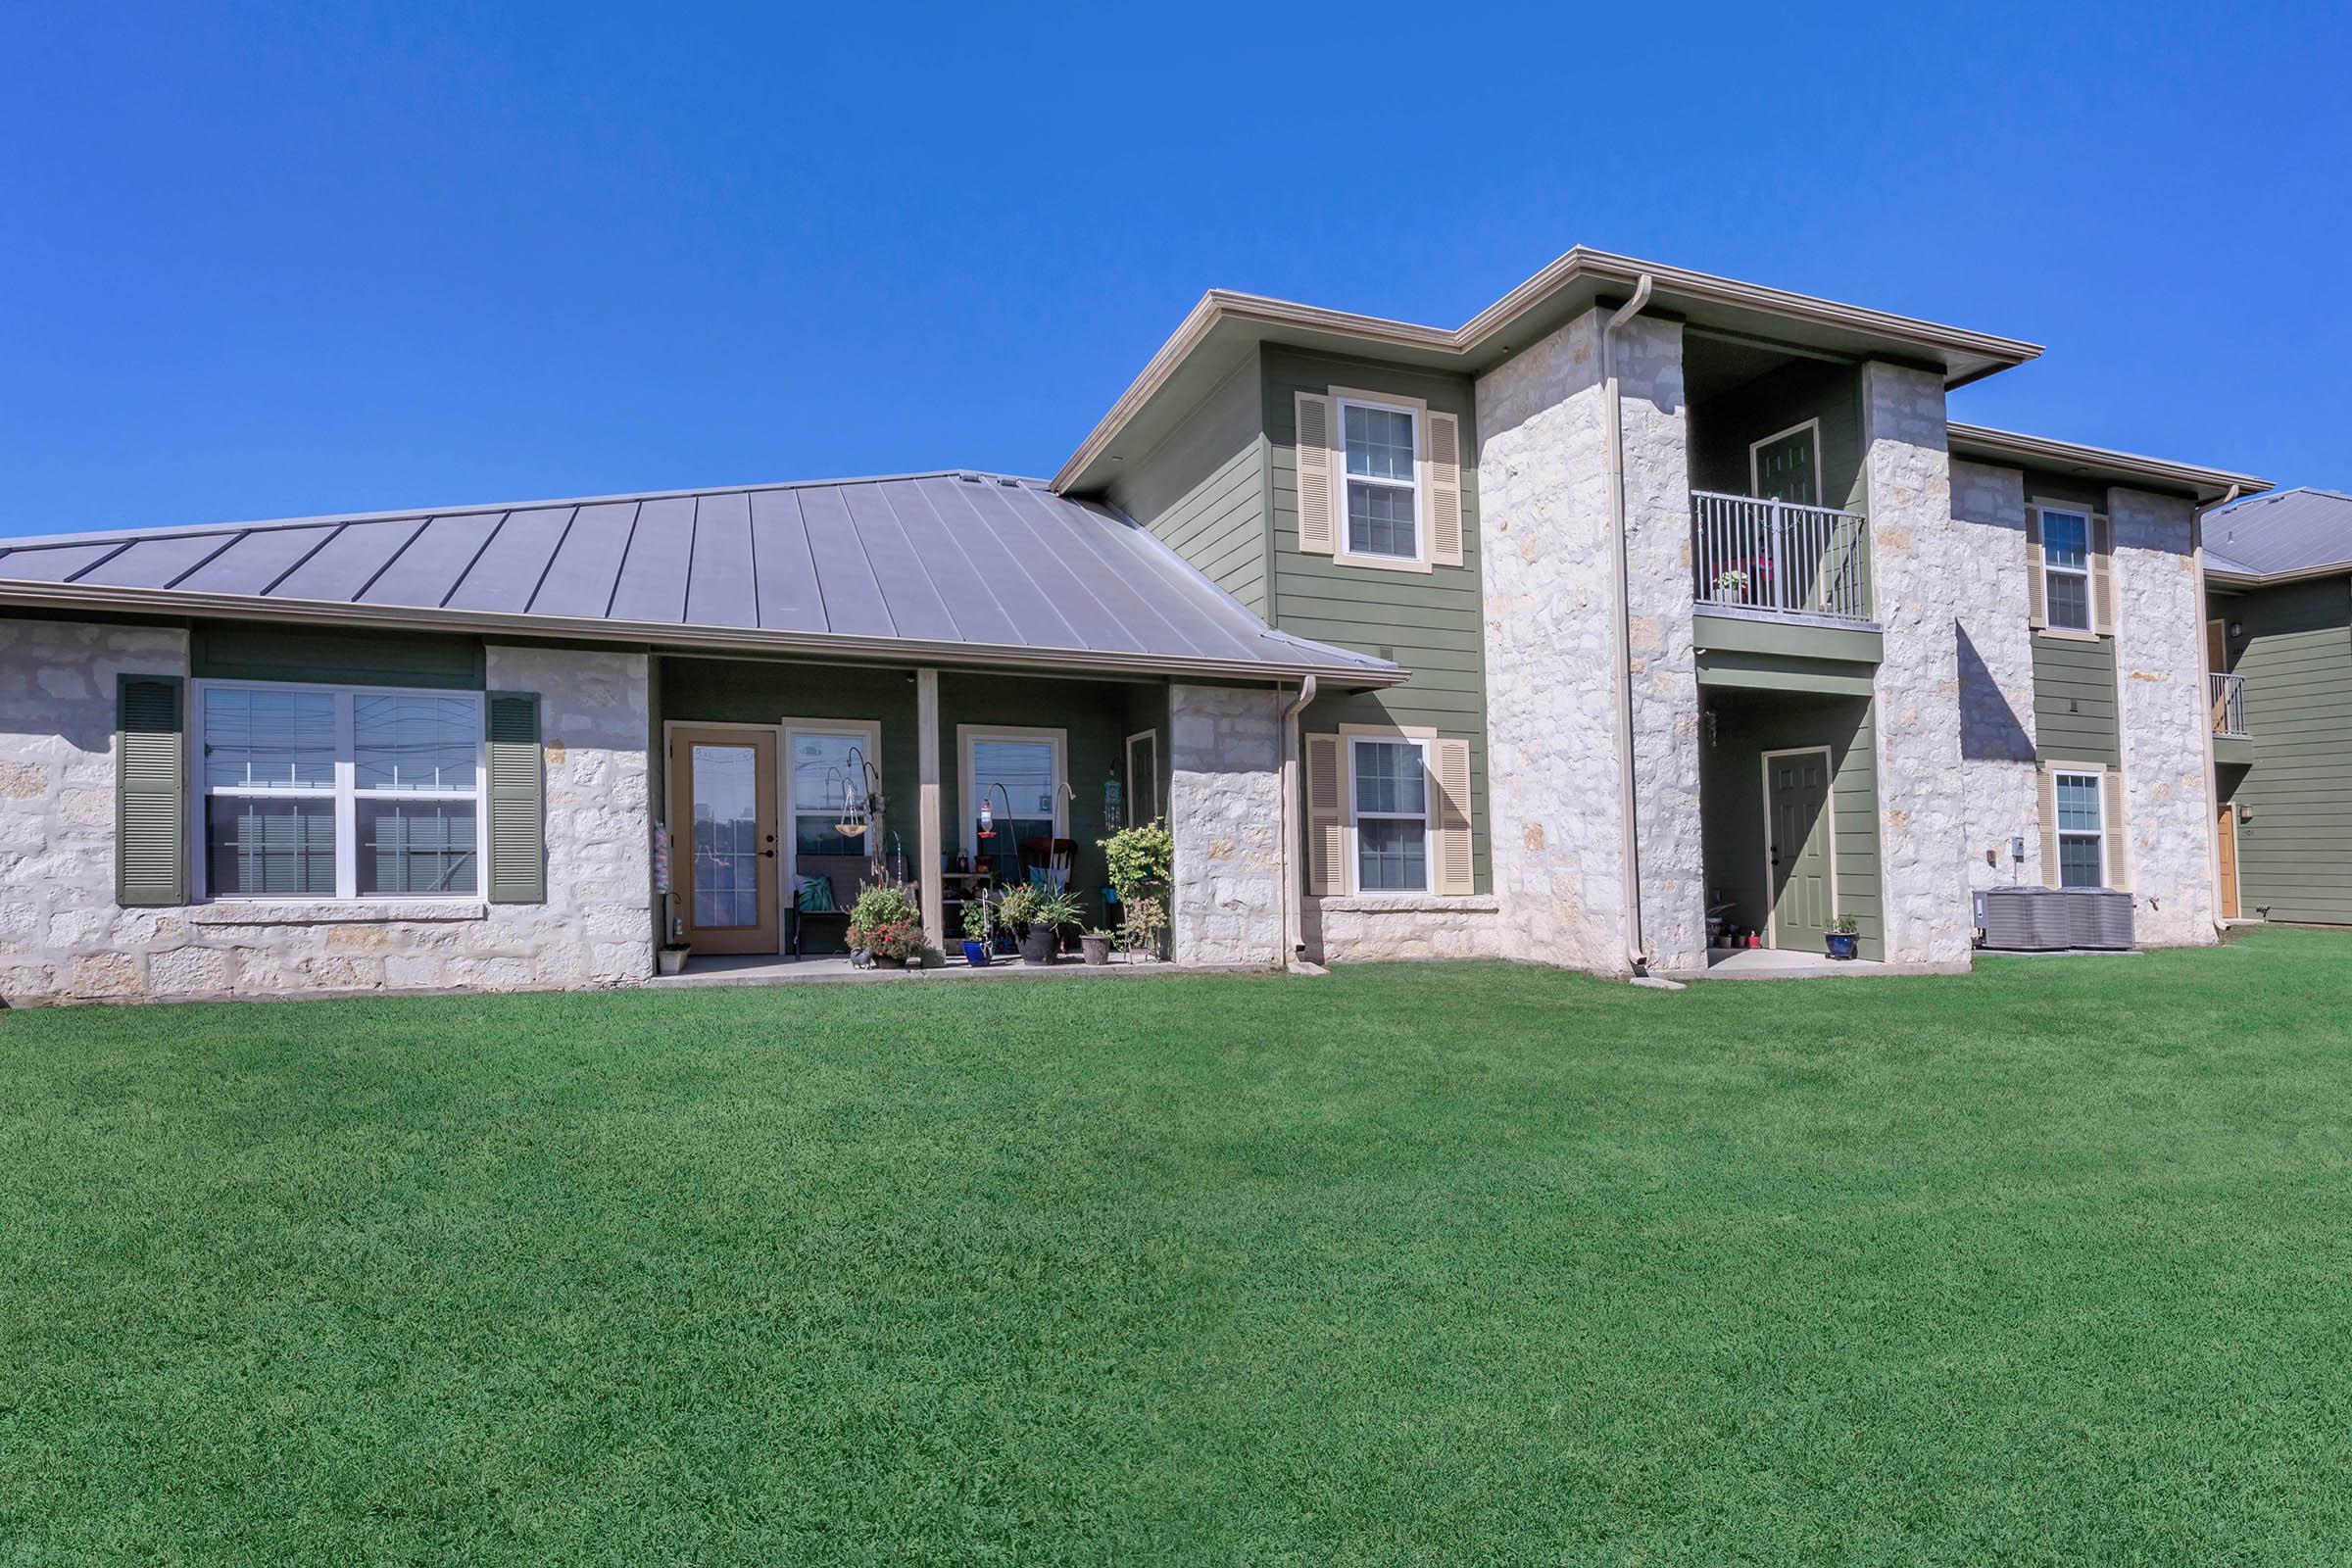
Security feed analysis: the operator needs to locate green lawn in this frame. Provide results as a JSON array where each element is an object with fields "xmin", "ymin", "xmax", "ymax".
[{"xmin": 4, "ymin": 931, "xmax": 2351, "ymax": 1564}]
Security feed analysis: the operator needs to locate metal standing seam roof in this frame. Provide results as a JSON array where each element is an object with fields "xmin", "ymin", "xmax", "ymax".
[
  {"xmin": 0, "ymin": 471, "xmax": 1402, "ymax": 685},
  {"xmin": 2203, "ymin": 488, "xmax": 2352, "ymax": 581}
]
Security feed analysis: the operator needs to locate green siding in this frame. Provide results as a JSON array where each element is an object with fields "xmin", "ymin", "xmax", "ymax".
[
  {"xmin": 1699, "ymin": 694, "xmax": 1884, "ymax": 959},
  {"xmin": 1102, "ymin": 355, "xmax": 1269, "ymax": 618},
  {"xmin": 192, "ymin": 621, "xmax": 484, "ymax": 689},
  {"xmin": 2032, "ymin": 632, "xmax": 2121, "ymax": 766},
  {"xmin": 1689, "ymin": 359, "xmax": 1867, "ymax": 514},
  {"xmin": 1265, "ymin": 346, "xmax": 1491, "ymax": 893},
  {"xmin": 2227, "ymin": 576, "xmax": 2352, "ymax": 924}
]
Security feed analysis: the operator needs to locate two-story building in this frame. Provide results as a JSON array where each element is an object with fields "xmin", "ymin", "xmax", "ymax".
[{"xmin": 0, "ymin": 249, "xmax": 2269, "ymax": 1002}]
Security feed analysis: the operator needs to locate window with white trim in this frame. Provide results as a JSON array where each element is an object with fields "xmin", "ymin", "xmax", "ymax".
[
  {"xmin": 2052, "ymin": 769, "xmax": 2105, "ymax": 889},
  {"xmin": 1340, "ymin": 397, "xmax": 1421, "ymax": 561},
  {"xmin": 197, "ymin": 682, "xmax": 483, "ymax": 900},
  {"xmin": 963, "ymin": 728, "xmax": 1064, "ymax": 882},
  {"xmin": 2041, "ymin": 507, "xmax": 2092, "ymax": 631},
  {"xmin": 1349, "ymin": 736, "xmax": 1431, "ymax": 892}
]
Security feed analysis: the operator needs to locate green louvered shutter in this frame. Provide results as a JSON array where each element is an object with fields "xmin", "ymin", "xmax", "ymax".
[
  {"xmin": 485, "ymin": 691, "xmax": 545, "ymax": 904},
  {"xmin": 116, "ymin": 674, "xmax": 186, "ymax": 906}
]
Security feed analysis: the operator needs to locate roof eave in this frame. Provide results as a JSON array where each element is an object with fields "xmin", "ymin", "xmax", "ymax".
[
  {"xmin": 1947, "ymin": 423, "xmax": 2273, "ymax": 506},
  {"xmin": 0, "ymin": 580, "xmax": 1408, "ymax": 691},
  {"xmin": 1054, "ymin": 247, "xmax": 2043, "ymax": 494}
]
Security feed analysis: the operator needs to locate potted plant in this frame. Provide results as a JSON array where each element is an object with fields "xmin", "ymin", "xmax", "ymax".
[
  {"xmin": 847, "ymin": 881, "xmax": 924, "ymax": 968},
  {"xmin": 1101, "ymin": 821, "xmax": 1174, "ymax": 963},
  {"xmin": 994, "ymin": 882, "xmax": 1041, "ymax": 957},
  {"xmin": 1119, "ymin": 894, "xmax": 1167, "ymax": 963},
  {"xmin": 657, "ymin": 943, "xmax": 690, "ymax": 976},
  {"xmin": 960, "ymin": 899, "xmax": 992, "ymax": 967},
  {"xmin": 1079, "ymin": 928, "xmax": 1114, "ymax": 966},
  {"xmin": 1023, "ymin": 888, "xmax": 1082, "ymax": 965},
  {"xmin": 1825, "ymin": 914, "xmax": 1860, "ymax": 961},
  {"xmin": 1710, "ymin": 566, "xmax": 1750, "ymax": 604}
]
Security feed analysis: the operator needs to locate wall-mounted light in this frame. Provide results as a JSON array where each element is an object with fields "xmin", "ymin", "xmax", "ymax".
[{"xmin": 2229, "ymin": 620, "xmax": 2244, "ymax": 639}]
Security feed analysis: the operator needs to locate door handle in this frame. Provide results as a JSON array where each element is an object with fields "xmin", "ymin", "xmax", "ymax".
[{"xmin": 760, "ymin": 848, "xmax": 777, "ymax": 858}]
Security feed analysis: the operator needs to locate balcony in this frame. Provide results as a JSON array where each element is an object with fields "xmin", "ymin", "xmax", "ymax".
[
  {"xmin": 1690, "ymin": 491, "xmax": 1872, "ymax": 625},
  {"xmin": 2211, "ymin": 672, "xmax": 2247, "ymax": 739}
]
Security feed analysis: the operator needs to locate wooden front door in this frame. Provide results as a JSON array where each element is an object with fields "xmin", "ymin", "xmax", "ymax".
[
  {"xmin": 675, "ymin": 727, "xmax": 780, "ymax": 956},
  {"xmin": 2216, "ymin": 794, "xmax": 2241, "ymax": 920},
  {"xmin": 1765, "ymin": 748, "xmax": 1836, "ymax": 951}
]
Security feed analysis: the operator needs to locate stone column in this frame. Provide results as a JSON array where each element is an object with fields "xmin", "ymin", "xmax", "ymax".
[
  {"xmin": 2108, "ymin": 486, "xmax": 2218, "ymax": 945},
  {"xmin": 1949, "ymin": 459, "xmax": 2045, "ymax": 890},
  {"xmin": 1167, "ymin": 683, "xmax": 1282, "ymax": 966},
  {"xmin": 1474, "ymin": 305, "xmax": 1699, "ymax": 974},
  {"xmin": 1861, "ymin": 361, "xmax": 1973, "ymax": 963}
]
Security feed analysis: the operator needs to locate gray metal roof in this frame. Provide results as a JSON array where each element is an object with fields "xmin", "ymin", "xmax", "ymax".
[
  {"xmin": 2205, "ymin": 488, "xmax": 2352, "ymax": 581},
  {"xmin": 0, "ymin": 471, "xmax": 1400, "ymax": 685}
]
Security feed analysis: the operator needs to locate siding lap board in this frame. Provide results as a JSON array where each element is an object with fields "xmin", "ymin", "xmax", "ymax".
[{"xmin": 2032, "ymin": 632, "xmax": 2121, "ymax": 767}]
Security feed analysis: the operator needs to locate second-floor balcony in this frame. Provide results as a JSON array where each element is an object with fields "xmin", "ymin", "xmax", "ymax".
[
  {"xmin": 1690, "ymin": 491, "xmax": 1872, "ymax": 625},
  {"xmin": 2211, "ymin": 672, "xmax": 2248, "ymax": 739}
]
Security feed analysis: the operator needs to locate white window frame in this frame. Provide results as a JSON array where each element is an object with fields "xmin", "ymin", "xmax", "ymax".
[
  {"xmin": 2051, "ymin": 767, "xmax": 2107, "ymax": 889},
  {"xmin": 1344, "ymin": 728, "xmax": 1435, "ymax": 895},
  {"xmin": 2035, "ymin": 502, "xmax": 2096, "ymax": 634},
  {"xmin": 190, "ymin": 679, "xmax": 487, "ymax": 904},
  {"xmin": 958, "ymin": 724, "xmax": 1067, "ymax": 861},
  {"xmin": 1748, "ymin": 418, "xmax": 1823, "ymax": 507},
  {"xmin": 780, "ymin": 716, "xmax": 884, "ymax": 897},
  {"xmin": 1124, "ymin": 728, "xmax": 1160, "ymax": 825},
  {"xmin": 1332, "ymin": 386, "xmax": 1430, "ymax": 573}
]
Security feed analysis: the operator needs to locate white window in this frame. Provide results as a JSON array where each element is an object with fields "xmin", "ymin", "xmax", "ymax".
[
  {"xmin": 2040, "ymin": 507, "xmax": 2093, "ymax": 631},
  {"xmin": 2053, "ymin": 769, "xmax": 2105, "ymax": 889},
  {"xmin": 195, "ymin": 682, "xmax": 484, "ymax": 901},
  {"xmin": 1339, "ymin": 395, "xmax": 1422, "ymax": 563},
  {"xmin": 961, "ymin": 726, "xmax": 1065, "ymax": 881},
  {"xmin": 1349, "ymin": 735, "xmax": 1432, "ymax": 893},
  {"xmin": 785, "ymin": 724, "xmax": 880, "ymax": 862}
]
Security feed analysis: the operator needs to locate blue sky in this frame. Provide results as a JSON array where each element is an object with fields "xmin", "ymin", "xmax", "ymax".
[{"xmin": 4, "ymin": 1, "xmax": 2345, "ymax": 538}]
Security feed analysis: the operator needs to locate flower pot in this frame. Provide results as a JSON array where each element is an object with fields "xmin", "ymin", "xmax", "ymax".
[
  {"xmin": 1019, "ymin": 928, "xmax": 1059, "ymax": 965},
  {"xmin": 657, "ymin": 946, "xmax": 689, "ymax": 976},
  {"xmin": 1825, "ymin": 932, "xmax": 1859, "ymax": 961},
  {"xmin": 1079, "ymin": 934, "xmax": 1112, "ymax": 966},
  {"xmin": 961, "ymin": 940, "xmax": 992, "ymax": 967}
]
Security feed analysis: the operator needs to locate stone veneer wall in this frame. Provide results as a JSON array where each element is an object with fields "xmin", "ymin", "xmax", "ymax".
[
  {"xmin": 1473, "ymin": 307, "xmax": 1701, "ymax": 974},
  {"xmin": 0, "ymin": 621, "xmax": 652, "ymax": 1003},
  {"xmin": 1948, "ymin": 459, "xmax": 2048, "ymax": 889},
  {"xmin": 1860, "ymin": 362, "xmax": 1974, "ymax": 963},
  {"xmin": 2108, "ymin": 486, "xmax": 2218, "ymax": 945},
  {"xmin": 1167, "ymin": 682, "xmax": 1283, "ymax": 967},
  {"xmin": 1302, "ymin": 894, "xmax": 1501, "ymax": 962}
]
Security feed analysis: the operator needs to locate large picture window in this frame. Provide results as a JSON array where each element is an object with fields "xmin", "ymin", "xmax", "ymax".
[
  {"xmin": 962, "ymin": 727, "xmax": 1064, "ymax": 882},
  {"xmin": 1339, "ymin": 396, "xmax": 1421, "ymax": 562},
  {"xmin": 2040, "ymin": 507, "xmax": 2093, "ymax": 631},
  {"xmin": 1349, "ymin": 736, "xmax": 1431, "ymax": 893},
  {"xmin": 197, "ymin": 683, "xmax": 483, "ymax": 900},
  {"xmin": 2053, "ymin": 769, "xmax": 2105, "ymax": 889}
]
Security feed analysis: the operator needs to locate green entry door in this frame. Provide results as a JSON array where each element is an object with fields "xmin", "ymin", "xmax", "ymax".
[
  {"xmin": 1752, "ymin": 425, "xmax": 1820, "ymax": 506},
  {"xmin": 1765, "ymin": 749, "xmax": 1835, "ymax": 951}
]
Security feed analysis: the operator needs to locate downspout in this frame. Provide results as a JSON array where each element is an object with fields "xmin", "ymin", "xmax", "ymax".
[
  {"xmin": 1280, "ymin": 674, "xmax": 1319, "ymax": 970},
  {"xmin": 1601, "ymin": 274, "xmax": 1657, "ymax": 976},
  {"xmin": 2195, "ymin": 483, "xmax": 2241, "ymax": 935}
]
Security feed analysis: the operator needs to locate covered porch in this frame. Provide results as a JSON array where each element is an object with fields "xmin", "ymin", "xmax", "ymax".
[{"xmin": 653, "ymin": 655, "xmax": 1176, "ymax": 971}]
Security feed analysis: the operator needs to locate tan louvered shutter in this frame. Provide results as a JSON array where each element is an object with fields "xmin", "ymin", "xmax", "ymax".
[
  {"xmin": 2025, "ymin": 509, "xmax": 2047, "ymax": 628},
  {"xmin": 2037, "ymin": 766, "xmax": 2061, "ymax": 889},
  {"xmin": 1433, "ymin": 738, "xmax": 1473, "ymax": 895},
  {"xmin": 116, "ymin": 674, "xmax": 185, "ymax": 906},
  {"xmin": 1304, "ymin": 732, "xmax": 1343, "ymax": 894},
  {"xmin": 2090, "ymin": 514, "xmax": 2116, "ymax": 636},
  {"xmin": 2102, "ymin": 768, "xmax": 2130, "ymax": 890},
  {"xmin": 1295, "ymin": 392, "xmax": 1337, "ymax": 555},
  {"xmin": 486, "ymin": 691, "xmax": 546, "ymax": 904},
  {"xmin": 1426, "ymin": 411, "xmax": 1463, "ymax": 566}
]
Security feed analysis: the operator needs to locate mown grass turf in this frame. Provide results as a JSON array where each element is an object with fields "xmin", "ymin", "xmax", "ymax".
[{"xmin": 4, "ymin": 929, "xmax": 2351, "ymax": 1564}]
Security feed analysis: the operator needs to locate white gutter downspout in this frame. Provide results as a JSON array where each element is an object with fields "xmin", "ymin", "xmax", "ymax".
[
  {"xmin": 1601, "ymin": 274, "xmax": 1657, "ymax": 977},
  {"xmin": 1280, "ymin": 674, "xmax": 1318, "ymax": 970},
  {"xmin": 2195, "ymin": 483, "xmax": 2242, "ymax": 934}
]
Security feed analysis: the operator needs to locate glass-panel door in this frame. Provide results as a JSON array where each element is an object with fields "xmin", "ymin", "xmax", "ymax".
[{"xmin": 673, "ymin": 727, "xmax": 780, "ymax": 956}]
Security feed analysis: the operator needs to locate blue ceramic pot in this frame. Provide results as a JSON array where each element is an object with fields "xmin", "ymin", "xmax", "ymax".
[
  {"xmin": 961, "ymin": 940, "xmax": 992, "ymax": 967},
  {"xmin": 1825, "ymin": 932, "xmax": 1859, "ymax": 960}
]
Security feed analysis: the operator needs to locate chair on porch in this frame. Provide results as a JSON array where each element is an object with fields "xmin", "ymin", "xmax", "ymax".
[{"xmin": 1018, "ymin": 836, "xmax": 1076, "ymax": 892}]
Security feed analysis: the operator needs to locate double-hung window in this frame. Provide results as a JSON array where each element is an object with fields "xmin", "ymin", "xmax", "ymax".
[
  {"xmin": 197, "ymin": 683, "xmax": 484, "ymax": 900},
  {"xmin": 2040, "ymin": 507, "xmax": 2093, "ymax": 631},
  {"xmin": 1350, "ymin": 736, "xmax": 1431, "ymax": 893},
  {"xmin": 1339, "ymin": 396, "xmax": 1421, "ymax": 563},
  {"xmin": 962, "ymin": 727, "xmax": 1065, "ymax": 882},
  {"xmin": 2052, "ymin": 769, "xmax": 2105, "ymax": 889}
]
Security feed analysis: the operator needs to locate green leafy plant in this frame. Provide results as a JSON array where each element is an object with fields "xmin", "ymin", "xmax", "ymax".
[
  {"xmin": 960, "ymin": 900, "xmax": 990, "ymax": 942},
  {"xmin": 1100, "ymin": 821, "xmax": 1173, "ymax": 902},
  {"xmin": 1829, "ymin": 914, "xmax": 1859, "ymax": 936},
  {"xmin": 993, "ymin": 882, "xmax": 1043, "ymax": 934},
  {"xmin": 847, "ymin": 881, "xmax": 923, "ymax": 960},
  {"xmin": 1031, "ymin": 888, "xmax": 1083, "ymax": 936},
  {"xmin": 1121, "ymin": 894, "xmax": 1167, "ymax": 959}
]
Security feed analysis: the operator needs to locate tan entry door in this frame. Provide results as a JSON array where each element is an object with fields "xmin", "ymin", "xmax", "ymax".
[
  {"xmin": 1764, "ymin": 747, "xmax": 1836, "ymax": 951},
  {"xmin": 2216, "ymin": 795, "xmax": 2240, "ymax": 920},
  {"xmin": 675, "ymin": 727, "xmax": 780, "ymax": 955}
]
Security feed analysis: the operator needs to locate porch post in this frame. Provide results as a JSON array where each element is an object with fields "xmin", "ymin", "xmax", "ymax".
[{"xmin": 916, "ymin": 666, "xmax": 944, "ymax": 958}]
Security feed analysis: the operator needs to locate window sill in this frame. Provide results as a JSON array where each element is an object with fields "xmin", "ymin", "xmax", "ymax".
[
  {"xmin": 1331, "ymin": 549, "xmax": 1434, "ymax": 575},
  {"xmin": 190, "ymin": 900, "xmax": 489, "ymax": 926},
  {"xmin": 1309, "ymin": 894, "xmax": 1497, "ymax": 914}
]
